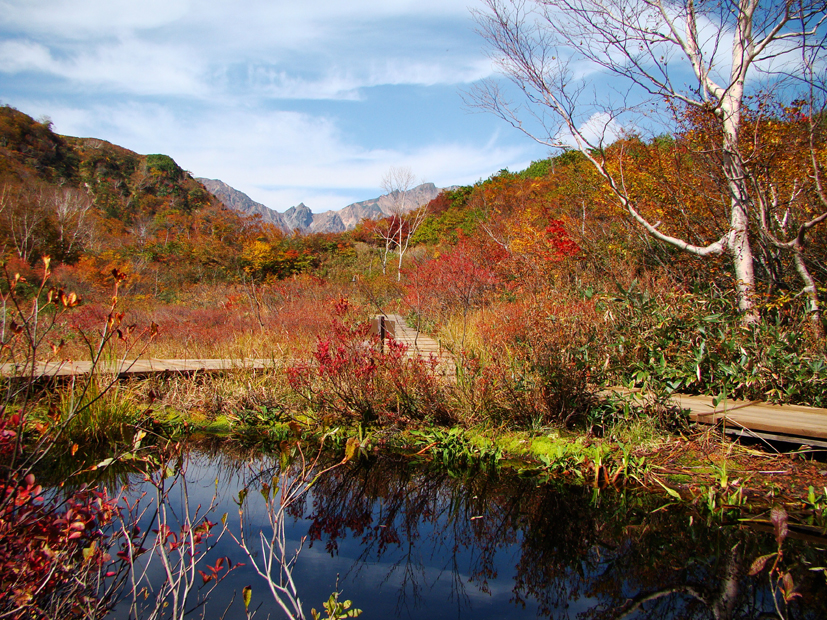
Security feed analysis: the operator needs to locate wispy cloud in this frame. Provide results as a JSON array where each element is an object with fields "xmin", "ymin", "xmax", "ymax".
[
  {"xmin": 0, "ymin": 0, "xmax": 190, "ymax": 36},
  {"xmin": 0, "ymin": 39, "xmax": 53, "ymax": 73},
  {"xmin": 0, "ymin": 0, "xmax": 543, "ymax": 212},
  {"xmin": 1, "ymin": 0, "xmax": 493, "ymax": 99},
  {"xmin": 33, "ymin": 101, "xmax": 532, "ymax": 212},
  {"xmin": 245, "ymin": 56, "xmax": 493, "ymax": 101},
  {"xmin": 0, "ymin": 37, "xmax": 204, "ymax": 96}
]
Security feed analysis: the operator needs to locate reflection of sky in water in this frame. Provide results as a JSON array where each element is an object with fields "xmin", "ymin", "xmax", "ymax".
[
  {"xmin": 102, "ymin": 448, "xmax": 826, "ymax": 620},
  {"xmin": 105, "ymin": 451, "xmax": 547, "ymax": 620}
]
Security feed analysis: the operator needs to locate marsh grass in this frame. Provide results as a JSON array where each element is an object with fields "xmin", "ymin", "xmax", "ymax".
[
  {"xmin": 129, "ymin": 367, "xmax": 296, "ymax": 431},
  {"xmin": 54, "ymin": 377, "xmax": 144, "ymax": 444},
  {"xmin": 608, "ymin": 416, "xmax": 668, "ymax": 450},
  {"xmin": 51, "ymin": 277, "xmax": 349, "ymax": 360}
]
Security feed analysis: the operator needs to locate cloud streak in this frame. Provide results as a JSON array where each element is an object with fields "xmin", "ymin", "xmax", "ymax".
[
  {"xmin": 0, "ymin": 0, "xmax": 547, "ymax": 212},
  {"xmin": 34, "ymin": 101, "xmax": 530, "ymax": 212},
  {"xmin": 0, "ymin": 37, "xmax": 204, "ymax": 96}
]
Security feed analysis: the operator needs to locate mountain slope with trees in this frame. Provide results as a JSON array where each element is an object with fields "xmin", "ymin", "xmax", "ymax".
[{"xmin": 0, "ymin": 106, "xmax": 356, "ymax": 301}]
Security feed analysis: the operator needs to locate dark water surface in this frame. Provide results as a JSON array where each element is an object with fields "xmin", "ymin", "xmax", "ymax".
[{"xmin": 106, "ymin": 446, "xmax": 827, "ymax": 620}]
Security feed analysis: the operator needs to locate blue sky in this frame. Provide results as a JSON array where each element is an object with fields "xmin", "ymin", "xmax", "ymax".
[{"xmin": 0, "ymin": 0, "xmax": 552, "ymax": 212}]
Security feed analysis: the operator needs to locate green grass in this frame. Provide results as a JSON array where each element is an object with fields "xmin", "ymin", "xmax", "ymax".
[{"xmin": 56, "ymin": 379, "xmax": 143, "ymax": 444}]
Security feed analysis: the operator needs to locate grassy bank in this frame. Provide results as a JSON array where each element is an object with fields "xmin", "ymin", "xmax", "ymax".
[{"xmin": 109, "ymin": 364, "xmax": 825, "ymax": 529}]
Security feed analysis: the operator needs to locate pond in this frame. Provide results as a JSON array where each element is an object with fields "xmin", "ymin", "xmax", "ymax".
[{"xmin": 101, "ymin": 442, "xmax": 827, "ymax": 620}]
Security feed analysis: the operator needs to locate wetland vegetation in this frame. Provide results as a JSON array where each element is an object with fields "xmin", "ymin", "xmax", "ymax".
[{"xmin": 1, "ymin": 102, "xmax": 826, "ymax": 618}]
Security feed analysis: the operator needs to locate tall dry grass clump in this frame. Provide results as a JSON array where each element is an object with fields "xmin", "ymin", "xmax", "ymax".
[{"xmin": 442, "ymin": 295, "xmax": 604, "ymax": 429}]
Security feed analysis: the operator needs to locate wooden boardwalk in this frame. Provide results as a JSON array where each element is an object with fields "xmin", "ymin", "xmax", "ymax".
[
  {"xmin": 3, "ymin": 313, "xmax": 825, "ymax": 446},
  {"xmin": 382, "ymin": 314, "xmax": 449, "ymax": 358},
  {"xmin": 0, "ymin": 358, "xmax": 274, "ymax": 378},
  {"xmin": 603, "ymin": 389, "xmax": 827, "ymax": 448},
  {"xmin": 375, "ymin": 313, "xmax": 455, "ymax": 377},
  {"xmin": 675, "ymin": 393, "xmax": 827, "ymax": 448}
]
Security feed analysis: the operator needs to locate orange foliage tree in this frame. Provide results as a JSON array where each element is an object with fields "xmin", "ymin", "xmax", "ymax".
[{"xmin": 472, "ymin": 0, "xmax": 827, "ymax": 325}]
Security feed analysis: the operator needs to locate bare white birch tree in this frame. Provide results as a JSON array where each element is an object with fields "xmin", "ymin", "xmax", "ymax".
[
  {"xmin": 470, "ymin": 0, "xmax": 827, "ymax": 323},
  {"xmin": 0, "ymin": 185, "xmax": 48, "ymax": 262},
  {"xmin": 375, "ymin": 217, "xmax": 397, "ymax": 277},
  {"xmin": 49, "ymin": 187, "xmax": 94, "ymax": 263},
  {"xmin": 0, "ymin": 185, "xmax": 95, "ymax": 264},
  {"xmin": 749, "ymin": 36, "xmax": 827, "ymax": 335},
  {"xmin": 378, "ymin": 166, "xmax": 430, "ymax": 281}
]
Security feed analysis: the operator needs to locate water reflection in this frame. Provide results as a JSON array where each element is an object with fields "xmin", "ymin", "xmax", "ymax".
[
  {"xmin": 111, "ymin": 444, "xmax": 827, "ymax": 620},
  {"xmin": 303, "ymin": 456, "xmax": 827, "ymax": 620}
]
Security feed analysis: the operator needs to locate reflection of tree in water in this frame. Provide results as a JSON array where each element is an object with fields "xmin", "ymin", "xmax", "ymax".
[
  {"xmin": 302, "ymin": 456, "xmax": 827, "ymax": 620},
  {"xmin": 299, "ymin": 456, "xmax": 516, "ymax": 615},
  {"xmin": 569, "ymin": 509, "xmax": 826, "ymax": 620}
]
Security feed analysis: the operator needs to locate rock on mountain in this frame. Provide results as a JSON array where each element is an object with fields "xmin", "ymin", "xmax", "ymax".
[
  {"xmin": 282, "ymin": 203, "xmax": 314, "ymax": 231},
  {"xmin": 334, "ymin": 182, "xmax": 444, "ymax": 230},
  {"xmin": 309, "ymin": 210, "xmax": 347, "ymax": 234},
  {"xmin": 197, "ymin": 178, "xmax": 287, "ymax": 229},
  {"xmin": 197, "ymin": 178, "xmax": 445, "ymax": 234}
]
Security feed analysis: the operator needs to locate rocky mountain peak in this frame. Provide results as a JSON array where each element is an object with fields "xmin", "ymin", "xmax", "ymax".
[{"xmin": 197, "ymin": 179, "xmax": 447, "ymax": 234}]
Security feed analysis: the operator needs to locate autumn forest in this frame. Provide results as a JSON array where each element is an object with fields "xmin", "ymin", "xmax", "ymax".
[{"xmin": 1, "ymin": 91, "xmax": 827, "ymax": 618}]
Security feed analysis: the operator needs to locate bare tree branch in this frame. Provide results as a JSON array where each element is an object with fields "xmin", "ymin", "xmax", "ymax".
[{"xmin": 470, "ymin": 0, "xmax": 827, "ymax": 322}]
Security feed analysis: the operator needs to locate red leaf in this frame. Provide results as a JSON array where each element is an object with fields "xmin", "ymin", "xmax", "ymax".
[
  {"xmin": 771, "ymin": 506, "xmax": 789, "ymax": 546},
  {"xmin": 748, "ymin": 553, "xmax": 775, "ymax": 576}
]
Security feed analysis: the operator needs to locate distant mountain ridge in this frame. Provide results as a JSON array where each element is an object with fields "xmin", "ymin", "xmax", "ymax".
[{"xmin": 197, "ymin": 178, "xmax": 447, "ymax": 234}]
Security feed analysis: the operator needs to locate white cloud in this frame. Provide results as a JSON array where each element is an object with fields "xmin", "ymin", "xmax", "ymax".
[
  {"xmin": 364, "ymin": 57, "xmax": 493, "ymax": 87},
  {"xmin": 34, "ymin": 101, "xmax": 532, "ymax": 213},
  {"xmin": 1, "ymin": 0, "xmax": 473, "ymax": 45},
  {"xmin": 577, "ymin": 112, "xmax": 624, "ymax": 146},
  {"xmin": 247, "ymin": 68, "xmax": 364, "ymax": 101},
  {"xmin": 247, "ymin": 56, "xmax": 494, "ymax": 101},
  {"xmin": 553, "ymin": 112, "xmax": 625, "ymax": 149},
  {"xmin": 69, "ymin": 40, "xmax": 204, "ymax": 95},
  {"xmin": 0, "ymin": 0, "xmax": 191, "ymax": 36},
  {"xmin": 0, "ymin": 39, "xmax": 53, "ymax": 73},
  {"xmin": 0, "ymin": 37, "xmax": 205, "ymax": 96},
  {"xmin": 1, "ymin": 0, "xmax": 496, "ymax": 105}
]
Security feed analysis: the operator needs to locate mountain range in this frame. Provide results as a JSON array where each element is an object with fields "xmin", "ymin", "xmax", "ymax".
[{"xmin": 197, "ymin": 178, "xmax": 447, "ymax": 234}]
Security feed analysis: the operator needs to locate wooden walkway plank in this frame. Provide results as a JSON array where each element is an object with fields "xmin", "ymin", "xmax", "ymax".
[
  {"xmin": 675, "ymin": 393, "xmax": 827, "ymax": 444},
  {"xmin": 0, "ymin": 358, "xmax": 275, "ymax": 378},
  {"xmin": 4, "ymin": 313, "xmax": 827, "ymax": 447},
  {"xmin": 381, "ymin": 313, "xmax": 454, "ymax": 371},
  {"xmin": 603, "ymin": 388, "xmax": 827, "ymax": 447}
]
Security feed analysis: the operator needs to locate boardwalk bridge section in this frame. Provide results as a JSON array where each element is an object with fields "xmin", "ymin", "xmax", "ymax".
[{"xmin": 2, "ymin": 314, "xmax": 825, "ymax": 447}]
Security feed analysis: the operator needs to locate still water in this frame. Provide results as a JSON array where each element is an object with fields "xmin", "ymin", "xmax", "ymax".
[{"xmin": 104, "ymin": 444, "xmax": 827, "ymax": 620}]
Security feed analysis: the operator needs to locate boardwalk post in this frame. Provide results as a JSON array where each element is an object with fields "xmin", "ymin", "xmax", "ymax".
[{"xmin": 379, "ymin": 315, "xmax": 385, "ymax": 353}]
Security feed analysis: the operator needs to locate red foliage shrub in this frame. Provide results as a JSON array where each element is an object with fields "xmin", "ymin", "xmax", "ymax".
[
  {"xmin": 0, "ymin": 477, "xmax": 119, "ymax": 618},
  {"xmin": 0, "ymin": 409, "xmax": 120, "ymax": 618},
  {"xmin": 288, "ymin": 299, "xmax": 402, "ymax": 423},
  {"xmin": 287, "ymin": 299, "xmax": 453, "ymax": 425},
  {"xmin": 0, "ymin": 256, "xmax": 39, "ymax": 284},
  {"xmin": 541, "ymin": 220, "xmax": 580, "ymax": 260},
  {"xmin": 404, "ymin": 238, "xmax": 502, "ymax": 324}
]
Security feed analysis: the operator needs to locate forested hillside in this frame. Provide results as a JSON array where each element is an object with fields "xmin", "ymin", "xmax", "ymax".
[{"xmin": 0, "ymin": 106, "xmax": 354, "ymax": 301}]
